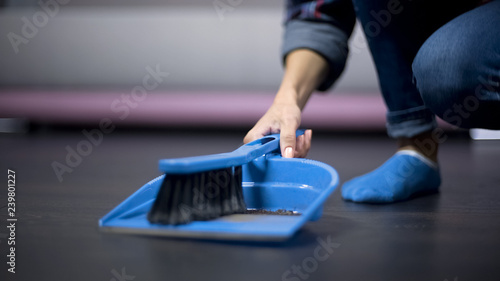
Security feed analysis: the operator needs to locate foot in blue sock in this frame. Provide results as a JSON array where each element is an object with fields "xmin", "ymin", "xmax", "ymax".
[{"xmin": 342, "ymin": 150, "xmax": 441, "ymax": 203}]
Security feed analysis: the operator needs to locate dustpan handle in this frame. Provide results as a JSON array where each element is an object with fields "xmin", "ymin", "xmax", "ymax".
[{"xmin": 158, "ymin": 130, "xmax": 305, "ymax": 174}]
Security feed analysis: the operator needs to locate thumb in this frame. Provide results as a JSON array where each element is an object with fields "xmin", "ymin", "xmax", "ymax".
[{"xmin": 280, "ymin": 125, "xmax": 298, "ymax": 158}]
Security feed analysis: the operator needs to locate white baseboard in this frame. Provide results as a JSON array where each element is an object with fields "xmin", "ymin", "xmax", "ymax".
[{"xmin": 470, "ymin": 129, "xmax": 500, "ymax": 140}]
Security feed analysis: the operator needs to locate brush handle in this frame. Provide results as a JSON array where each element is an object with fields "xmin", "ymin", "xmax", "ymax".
[{"xmin": 159, "ymin": 130, "xmax": 305, "ymax": 174}]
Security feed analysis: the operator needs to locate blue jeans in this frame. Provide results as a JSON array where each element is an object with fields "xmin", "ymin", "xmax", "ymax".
[
  {"xmin": 413, "ymin": 0, "xmax": 500, "ymax": 129},
  {"xmin": 353, "ymin": 0, "xmax": 500, "ymax": 137}
]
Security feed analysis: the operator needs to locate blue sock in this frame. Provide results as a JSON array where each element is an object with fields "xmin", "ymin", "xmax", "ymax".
[{"xmin": 341, "ymin": 150, "xmax": 441, "ymax": 203}]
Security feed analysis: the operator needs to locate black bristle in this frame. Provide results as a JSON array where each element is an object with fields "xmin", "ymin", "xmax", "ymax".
[
  {"xmin": 228, "ymin": 167, "xmax": 240, "ymax": 212},
  {"xmin": 148, "ymin": 174, "xmax": 178, "ymax": 224},
  {"xmin": 178, "ymin": 175, "xmax": 193, "ymax": 224},
  {"xmin": 234, "ymin": 166, "xmax": 246, "ymax": 212},
  {"xmin": 167, "ymin": 176, "xmax": 183, "ymax": 224},
  {"xmin": 205, "ymin": 170, "xmax": 219, "ymax": 220},
  {"xmin": 192, "ymin": 172, "xmax": 207, "ymax": 220},
  {"xmin": 221, "ymin": 168, "xmax": 232, "ymax": 215},
  {"xmin": 148, "ymin": 166, "xmax": 247, "ymax": 225},
  {"xmin": 203, "ymin": 171, "xmax": 217, "ymax": 220}
]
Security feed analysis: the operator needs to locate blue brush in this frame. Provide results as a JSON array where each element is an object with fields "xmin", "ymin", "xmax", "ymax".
[{"xmin": 148, "ymin": 130, "xmax": 305, "ymax": 225}]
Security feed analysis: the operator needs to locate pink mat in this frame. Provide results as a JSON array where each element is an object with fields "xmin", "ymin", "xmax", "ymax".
[{"xmin": 0, "ymin": 90, "xmax": 443, "ymax": 130}]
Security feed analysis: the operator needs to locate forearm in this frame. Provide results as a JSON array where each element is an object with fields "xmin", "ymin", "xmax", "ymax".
[{"xmin": 274, "ymin": 49, "xmax": 329, "ymax": 110}]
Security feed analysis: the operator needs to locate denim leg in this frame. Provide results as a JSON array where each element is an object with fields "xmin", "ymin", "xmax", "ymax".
[
  {"xmin": 413, "ymin": 0, "xmax": 500, "ymax": 129},
  {"xmin": 352, "ymin": 0, "xmax": 478, "ymax": 137}
]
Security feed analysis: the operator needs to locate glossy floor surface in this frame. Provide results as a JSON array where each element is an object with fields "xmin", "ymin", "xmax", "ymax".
[{"xmin": 1, "ymin": 129, "xmax": 499, "ymax": 281}]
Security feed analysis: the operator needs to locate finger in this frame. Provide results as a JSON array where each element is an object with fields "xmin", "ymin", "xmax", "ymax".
[
  {"xmin": 295, "ymin": 134, "xmax": 305, "ymax": 158},
  {"xmin": 295, "ymin": 134, "xmax": 309, "ymax": 158},
  {"xmin": 303, "ymin": 129, "xmax": 312, "ymax": 156},
  {"xmin": 243, "ymin": 126, "xmax": 270, "ymax": 144},
  {"xmin": 243, "ymin": 131, "xmax": 260, "ymax": 144},
  {"xmin": 296, "ymin": 130, "xmax": 311, "ymax": 158},
  {"xmin": 280, "ymin": 122, "xmax": 298, "ymax": 158}
]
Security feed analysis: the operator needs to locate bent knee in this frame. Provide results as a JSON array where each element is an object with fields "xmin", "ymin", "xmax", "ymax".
[{"xmin": 412, "ymin": 24, "xmax": 500, "ymax": 129}]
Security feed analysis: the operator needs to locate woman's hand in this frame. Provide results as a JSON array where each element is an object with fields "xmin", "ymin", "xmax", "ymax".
[
  {"xmin": 243, "ymin": 97, "xmax": 312, "ymax": 158},
  {"xmin": 243, "ymin": 49, "xmax": 328, "ymax": 158}
]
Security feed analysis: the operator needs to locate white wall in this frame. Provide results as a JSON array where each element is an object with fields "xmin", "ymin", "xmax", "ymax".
[{"xmin": 0, "ymin": 4, "xmax": 379, "ymax": 93}]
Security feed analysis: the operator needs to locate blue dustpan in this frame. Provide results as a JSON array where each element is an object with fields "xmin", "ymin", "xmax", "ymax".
[{"xmin": 99, "ymin": 138, "xmax": 339, "ymax": 242}]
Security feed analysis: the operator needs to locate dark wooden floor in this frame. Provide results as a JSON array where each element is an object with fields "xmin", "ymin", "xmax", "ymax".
[{"xmin": 1, "ymin": 129, "xmax": 499, "ymax": 281}]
